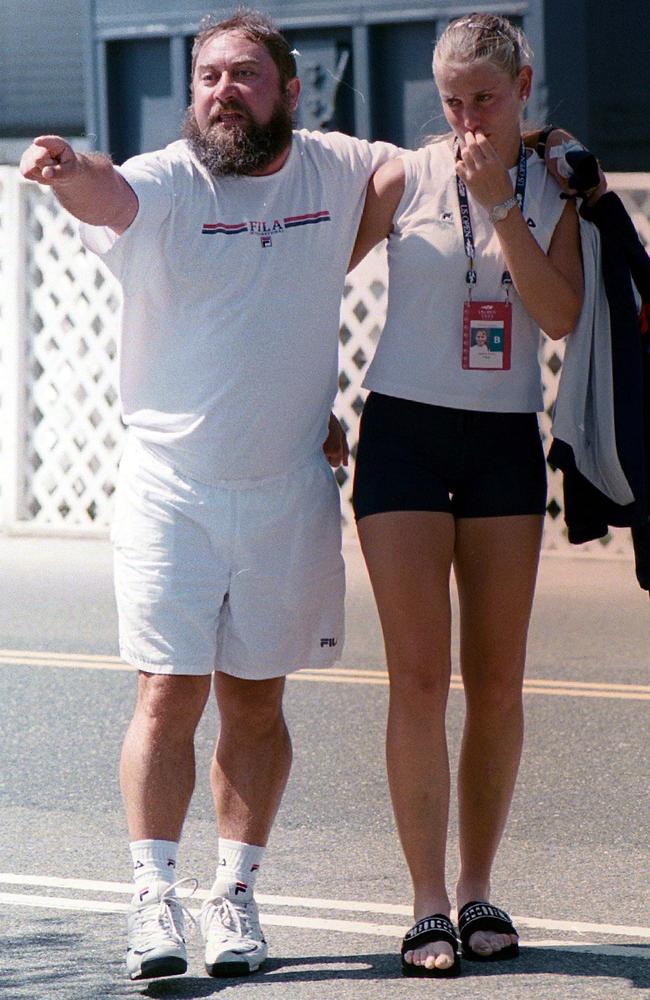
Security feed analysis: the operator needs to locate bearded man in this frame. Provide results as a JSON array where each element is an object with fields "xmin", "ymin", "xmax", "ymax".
[{"xmin": 20, "ymin": 8, "xmax": 397, "ymax": 983}]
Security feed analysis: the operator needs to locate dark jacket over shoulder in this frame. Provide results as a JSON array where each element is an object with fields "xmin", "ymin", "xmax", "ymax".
[{"xmin": 548, "ymin": 191, "xmax": 650, "ymax": 591}]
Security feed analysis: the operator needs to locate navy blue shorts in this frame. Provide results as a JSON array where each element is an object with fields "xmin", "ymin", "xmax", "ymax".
[{"xmin": 353, "ymin": 393, "xmax": 547, "ymax": 521}]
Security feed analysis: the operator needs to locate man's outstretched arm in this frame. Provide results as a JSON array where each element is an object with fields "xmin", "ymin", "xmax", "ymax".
[{"xmin": 20, "ymin": 135, "xmax": 138, "ymax": 234}]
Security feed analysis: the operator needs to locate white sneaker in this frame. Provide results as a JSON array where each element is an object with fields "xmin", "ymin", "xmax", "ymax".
[
  {"xmin": 126, "ymin": 877, "xmax": 197, "ymax": 981},
  {"xmin": 200, "ymin": 891, "xmax": 268, "ymax": 976}
]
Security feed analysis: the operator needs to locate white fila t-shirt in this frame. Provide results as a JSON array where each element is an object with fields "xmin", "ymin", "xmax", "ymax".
[
  {"xmin": 81, "ymin": 130, "xmax": 397, "ymax": 483},
  {"xmin": 363, "ymin": 140, "xmax": 566, "ymax": 412}
]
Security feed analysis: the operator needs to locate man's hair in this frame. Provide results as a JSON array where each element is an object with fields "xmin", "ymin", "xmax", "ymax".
[{"xmin": 191, "ymin": 8, "xmax": 297, "ymax": 89}]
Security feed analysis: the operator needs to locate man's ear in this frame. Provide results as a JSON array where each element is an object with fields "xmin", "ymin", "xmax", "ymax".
[{"xmin": 286, "ymin": 77, "xmax": 301, "ymax": 112}]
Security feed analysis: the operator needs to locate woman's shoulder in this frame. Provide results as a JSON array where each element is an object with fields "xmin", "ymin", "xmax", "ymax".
[
  {"xmin": 526, "ymin": 148, "xmax": 563, "ymax": 193},
  {"xmin": 412, "ymin": 135, "xmax": 454, "ymax": 164},
  {"xmin": 398, "ymin": 138, "xmax": 453, "ymax": 185}
]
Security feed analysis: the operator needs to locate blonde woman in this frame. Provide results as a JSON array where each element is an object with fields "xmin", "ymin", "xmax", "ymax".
[{"xmin": 350, "ymin": 15, "xmax": 583, "ymax": 977}]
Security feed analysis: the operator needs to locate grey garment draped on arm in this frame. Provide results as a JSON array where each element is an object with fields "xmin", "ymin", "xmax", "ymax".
[{"xmin": 551, "ymin": 218, "xmax": 634, "ymax": 506}]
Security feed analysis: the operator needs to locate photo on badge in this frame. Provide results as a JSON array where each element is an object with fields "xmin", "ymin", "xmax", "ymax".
[{"xmin": 469, "ymin": 322, "xmax": 503, "ymax": 368}]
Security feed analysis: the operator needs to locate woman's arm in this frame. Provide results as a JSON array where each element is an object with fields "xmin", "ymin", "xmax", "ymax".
[
  {"xmin": 349, "ymin": 157, "xmax": 406, "ymax": 271},
  {"xmin": 457, "ymin": 130, "xmax": 583, "ymax": 340}
]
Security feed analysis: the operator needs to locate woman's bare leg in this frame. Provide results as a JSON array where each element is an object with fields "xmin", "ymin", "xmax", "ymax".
[
  {"xmin": 358, "ymin": 510, "xmax": 456, "ymax": 971},
  {"xmin": 453, "ymin": 514, "xmax": 543, "ymax": 956}
]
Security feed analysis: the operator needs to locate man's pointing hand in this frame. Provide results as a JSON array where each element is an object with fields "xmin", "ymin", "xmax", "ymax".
[{"xmin": 20, "ymin": 135, "xmax": 79, "ymax": 186}]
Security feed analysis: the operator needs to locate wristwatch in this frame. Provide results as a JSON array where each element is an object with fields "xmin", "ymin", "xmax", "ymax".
[{"xmin": 489, "ymin": 196, "xmax": 517, "ymax": 224}]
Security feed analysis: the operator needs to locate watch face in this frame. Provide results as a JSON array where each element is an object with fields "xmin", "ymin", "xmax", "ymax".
[{"xmin": 491, "ymin": 198, "xmax": 515, "ymax": 223}]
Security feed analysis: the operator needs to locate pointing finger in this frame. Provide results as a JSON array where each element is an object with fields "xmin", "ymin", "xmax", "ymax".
[{"xmin": 33, "ymin": 134, "xmax": 69, "ymax": 155}]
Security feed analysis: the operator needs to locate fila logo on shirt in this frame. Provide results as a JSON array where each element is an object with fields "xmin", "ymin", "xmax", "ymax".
[{"xmin": 201, "ymin": 211, "xmax": 331, "ymax": 247}]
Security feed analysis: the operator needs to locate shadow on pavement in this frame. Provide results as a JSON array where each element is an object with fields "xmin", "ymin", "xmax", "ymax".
[
  {"xmin": 0, "ymin": 925, "xmax": 86, "ymax": 994},
  {"xmin": 135, "ymin": 947, "xmax": 650, "ymax": 997},
  {"xmin": 137, "ymin": 978, "xmax": 223, "ymax": 998},
  {"xmin": 136, "ymin": 955, "xmax": 395, "ymax": 999},
  {"xmin": 503, "ymin": 945, "xmax": 650, "ymax": 991}
]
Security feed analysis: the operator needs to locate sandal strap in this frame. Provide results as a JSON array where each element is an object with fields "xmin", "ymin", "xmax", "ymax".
[
  {"xmin": 458, "ymin": 901, "xmax": 517, "ymax": 943},
  {"xmin": 401, "ymin": 913, "xmax": 458, "ymax": 955}
]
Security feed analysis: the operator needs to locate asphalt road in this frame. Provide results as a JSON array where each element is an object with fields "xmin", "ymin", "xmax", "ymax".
[{"xmin": 0, "ymin": 533, "xmax": 648, "ymax": 1000}]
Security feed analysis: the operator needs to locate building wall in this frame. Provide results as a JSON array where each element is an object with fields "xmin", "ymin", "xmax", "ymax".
[
  {"xmin": 88, "ymin": 1, "xmax": 548, "ymax": 163},
  {"xmin": 544, "ymin": 0, "xmax": 650, "ymax": 170},
  {"xmin": 0, "ymin": 0, "xmax": 86, "ymax": 137},
  {"xmin": 2, "ymin": 2, "xmax": 649, "ymax": 169},
  {"xmin": 586, "ymin": 0, "xmax": 650, "ymax": 171}
]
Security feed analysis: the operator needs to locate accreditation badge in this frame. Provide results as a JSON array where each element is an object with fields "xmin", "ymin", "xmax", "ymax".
[{"xmin": 462, "ymin": 300, "xmax": 512, "ymax": 371}]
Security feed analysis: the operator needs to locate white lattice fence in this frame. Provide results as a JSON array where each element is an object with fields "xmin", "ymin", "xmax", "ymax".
[
  {"xmin": 0, "ymin": 169, "xmax": 123, "ymax": 532},
  {"xmin": 0, "ymin": 167, "xmax": 647, "ymax": 557},
  {"xmin": 23, "ymin": 187, "xmax": 122, "ymax": 526}
]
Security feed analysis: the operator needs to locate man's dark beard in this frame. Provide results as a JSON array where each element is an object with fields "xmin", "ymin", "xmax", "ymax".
[{"xmin": 182, "ymin": 99, "xmax": 294, "ymax": 176}]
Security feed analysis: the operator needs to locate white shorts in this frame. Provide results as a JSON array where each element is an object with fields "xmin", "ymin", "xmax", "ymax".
[{"xmin": 111, "ymin": 436, "xmax": 345, "ymax": 679}]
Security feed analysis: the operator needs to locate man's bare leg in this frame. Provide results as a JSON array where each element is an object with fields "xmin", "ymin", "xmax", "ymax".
[
  {"xmin": 200, "ymin": 673, "xmax": 292, "ymax": 977},
  {"xmin": 121, "ymin": 671, "xmax": 212, "ymax": 982},
  {"xmin": 121, "ymin": 672, "xmax": 212, "ymax": 840},
  {"xmin": 211, "ymin": 673, "xmax": 292, "ymax": 845}
]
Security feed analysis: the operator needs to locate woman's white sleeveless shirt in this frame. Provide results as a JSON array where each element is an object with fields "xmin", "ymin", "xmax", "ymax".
[{"xmin": 363, "ymin": 140, "xmax": 566, "ymax": 412}]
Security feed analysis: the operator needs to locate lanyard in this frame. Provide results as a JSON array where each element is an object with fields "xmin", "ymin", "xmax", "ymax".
[{"xmin": 455, "ymin": 138, "xmax": 527, "ymax": 297}]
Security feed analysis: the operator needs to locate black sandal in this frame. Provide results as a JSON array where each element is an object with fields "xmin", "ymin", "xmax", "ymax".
[
  {"xmin": 458, "ymin": 901, "xmax": 519, "ymax": 962},
  {"xmin": 400, "ymin": 913, "xmax": 461, "ymax": 978}
]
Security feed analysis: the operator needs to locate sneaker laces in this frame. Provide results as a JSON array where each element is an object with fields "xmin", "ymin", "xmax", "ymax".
[
  {"xmin": 202, "ymin": 895, "xmax": 261, "ymax": 944},
  {"xmin": 135, "ymin": 877, "xmax": 199, "ymax": 949}
]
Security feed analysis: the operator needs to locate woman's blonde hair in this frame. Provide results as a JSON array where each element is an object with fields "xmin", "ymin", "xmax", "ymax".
[{"xmin": 433, "ymin": 13, "xmax": 533, "ymax": 80}]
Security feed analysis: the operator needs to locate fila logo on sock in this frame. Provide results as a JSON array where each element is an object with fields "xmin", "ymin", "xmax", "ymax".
[
  {"xmin": 251, "ymin": 864, "xmax": 260, "ymax": 872},
  {"xmin": 134, "ymin": 860, "xmax": 144, "ymax": 869},
  {"xmin": 234, "ymin": 881, "xmax": 248, "ymax": 895},
  {"xmin": 167, "ymin": 858, "xmax": 176, "ymax": 868}
]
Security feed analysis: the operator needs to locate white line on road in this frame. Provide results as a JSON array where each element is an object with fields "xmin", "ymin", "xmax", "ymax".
[
  {"xmin": 2, "ymin": 874, "xmax": 649, "ymax": 943},
  {"xmin": 0, "ymin": 891, "xmax": 647, "ymax": 960}
]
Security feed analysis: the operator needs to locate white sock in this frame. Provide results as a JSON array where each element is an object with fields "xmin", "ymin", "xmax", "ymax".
[
  {"xmin": 129, "ymin": 839, "xmax": 179, "ymax": 890},
  {"xmin": 212, "ymin": 838, "xmax": 265, "ymax": 902}
]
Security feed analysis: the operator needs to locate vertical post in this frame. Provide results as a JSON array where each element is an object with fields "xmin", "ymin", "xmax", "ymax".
[
  {"xmin": 96, "ymin": 39, "xmax": 110, "ymax": 154},
  {"xmin": 523, "ymin": 7, "xmax": 549, "ymax": 127},
  {"xmin": 352, "ymin": 24, "xmax": 372, "ymax": 140},
  {"xmin": 171, "ymin": 33, "xmax": 190, "ymax": 120},
  {"xmin": 82, "ymin": 0, "xmax": 99, "ymax": 150},
  {"xmin": 2, "ymin": 168, "xmax": 28, "ymax": 528}
]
